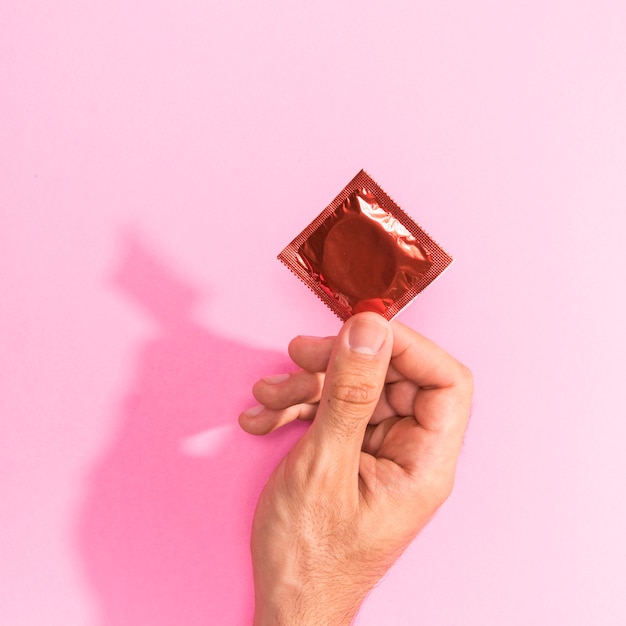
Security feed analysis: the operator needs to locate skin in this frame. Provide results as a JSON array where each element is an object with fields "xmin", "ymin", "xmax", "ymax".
[{"xmin": 239, "ymin": 312, "xmax": 474, "ymax": 625}]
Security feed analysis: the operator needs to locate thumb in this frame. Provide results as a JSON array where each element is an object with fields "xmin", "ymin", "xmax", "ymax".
[{"xmin": 308, "ymin": 312, "xmax": 393, "ymax": 468}]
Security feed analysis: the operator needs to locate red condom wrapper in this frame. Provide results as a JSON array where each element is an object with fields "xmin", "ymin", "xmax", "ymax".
[{"xmin": 278, "ymin": 170, "xmax": 453, "ymax": 321}]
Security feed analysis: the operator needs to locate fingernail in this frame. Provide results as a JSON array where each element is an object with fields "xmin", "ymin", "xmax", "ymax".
[
  {"xmin": 243, "ymin": 404, "xmax": 264, "ymax": 417},
  {"xmin": 348, "ymin": 318, "xmax": 387, "ymax": 355},
  {"xmin": 263, "ymin": 373, "xmax": 290, "ymax": 384}
]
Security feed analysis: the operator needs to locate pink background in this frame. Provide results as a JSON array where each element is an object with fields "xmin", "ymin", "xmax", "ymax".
[{"xmin": 2, "ymin": 1, "xmax": 626, "ymax": 624}]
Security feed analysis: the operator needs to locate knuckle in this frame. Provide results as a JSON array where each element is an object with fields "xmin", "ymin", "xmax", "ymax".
[
  {"xmin": 436, "ymin": 473, "xmax": 456, "ymax": 504},
  {"xmin": 456, "ymin": 362, "xmax": 474, "ymax": 390},
  {"xmin": 419, "ymin": 471, "xmax": 456, "ymax": 512},
  {"xmin": 329, "ymin": 376, "xmax": 381, "ymax": 409}
]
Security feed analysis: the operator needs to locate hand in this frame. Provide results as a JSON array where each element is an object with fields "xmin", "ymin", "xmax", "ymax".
[{"xmin": 239, "ymin": 312, "xmax": 473, "ymax": 625}]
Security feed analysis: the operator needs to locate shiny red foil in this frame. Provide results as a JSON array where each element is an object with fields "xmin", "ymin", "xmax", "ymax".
[{"xmin": 278, "ymin": 170, "xmax": 453, "ymax": 320}]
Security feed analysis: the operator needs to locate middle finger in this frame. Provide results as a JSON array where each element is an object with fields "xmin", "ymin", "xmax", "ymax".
[{"xmin": 252, "ymin": 368, "xmax": 325, "ymax": 410}]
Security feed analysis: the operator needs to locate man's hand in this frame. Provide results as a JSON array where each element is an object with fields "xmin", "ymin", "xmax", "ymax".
[{"xmin": 239, "ymin": 312, "xmax": 473, "ymax": 625}]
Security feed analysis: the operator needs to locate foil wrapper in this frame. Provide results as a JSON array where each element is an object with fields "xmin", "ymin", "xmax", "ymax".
[{"xmin": 278, "ymin": 170, "xmax": 453, "ymax": 320}]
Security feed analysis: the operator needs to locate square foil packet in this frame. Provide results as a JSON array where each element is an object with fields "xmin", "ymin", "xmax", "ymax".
[{"xmin": 278, "ymin": 170, "xmax": 453, "ymax": 321}]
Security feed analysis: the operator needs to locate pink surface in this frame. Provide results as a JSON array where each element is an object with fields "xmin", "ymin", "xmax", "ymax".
[{"xmin": 2, "ymin": 1, "xmax": 626, "ymax": 624}]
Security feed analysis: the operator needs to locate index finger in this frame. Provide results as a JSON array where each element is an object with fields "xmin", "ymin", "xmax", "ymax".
[
  {"xmin": 390, "ymin": 321, "xmax": 473, "ymax": 437},
  {"xmin": 390, "ymin": 322, "xmax": 471, "ymax": 390}
]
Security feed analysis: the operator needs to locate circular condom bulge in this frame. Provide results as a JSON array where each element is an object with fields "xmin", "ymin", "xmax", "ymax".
[{"xmin": 321, "ymin": 215, "xmax": 397, "ymax": 301}]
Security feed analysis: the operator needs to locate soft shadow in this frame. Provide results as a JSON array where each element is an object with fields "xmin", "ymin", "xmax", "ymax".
[{"xmin": 77, "ymin": 233, "xmax": 304, "ymax": 625}]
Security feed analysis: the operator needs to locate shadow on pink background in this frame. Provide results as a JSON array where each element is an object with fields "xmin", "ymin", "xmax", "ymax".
[{"xmin": 77, "ymin": 234, "xmax": 304, "ymax": 625}]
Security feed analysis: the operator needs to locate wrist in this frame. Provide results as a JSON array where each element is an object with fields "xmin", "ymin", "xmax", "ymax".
[{"xmin": 253, "ymin": 579, "xmax": 360, "ymax": 626}]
